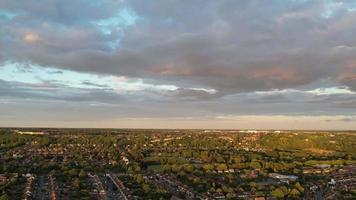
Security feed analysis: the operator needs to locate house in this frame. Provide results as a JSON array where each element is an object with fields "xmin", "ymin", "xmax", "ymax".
[
  {"xmin": 121, "ymin": 156, "xmax": 129, "ymax": 165},
  {"xmin": 255, "ymin": 197, "xmax": 266, "ymax": 200},
  {"xmin": 0, "ymin": 174, "xmax": 8, "ymax": 183}
]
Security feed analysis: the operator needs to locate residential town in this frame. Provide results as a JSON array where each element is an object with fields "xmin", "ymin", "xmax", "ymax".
[{"xmin": 0, "ymin": 128, "xmax": 355, "ymax": 199}]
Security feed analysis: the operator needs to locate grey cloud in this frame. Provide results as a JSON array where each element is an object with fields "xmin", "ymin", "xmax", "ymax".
[
  {"xmin": 0, "ymin": 79, "xmax": 118, "ymax": 103},
  {"xmin": 1, "ymin": 0, "xmax": 356, "ymax": 122},
  {"xmin": 0, "ymin": 0, "xmax": 123, "ymax": 25},
  {"xmin": 163, "ymin": 88, "xmax": 220, "ymax": 100},
  {"xmin": 1, "ymin": 0, "xmax": 356, "ymax": 95},
  {"xmin": 325, "ymin": 117, "xmax": 356, "ymax": 122},
  {"xmin": 81, "ymin": 81, "xmax": 109, "ymax": 88}
]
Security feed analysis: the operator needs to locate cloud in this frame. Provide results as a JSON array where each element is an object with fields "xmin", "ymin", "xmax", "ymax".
[
  {"xmin": 325, "ymin": 117, "xmax": 356, "ymax": 122},
  {"xmin": 1, "ymin": 1, "xmax": 355, "ymax": 94},
  {"xmin": 0, "ymin": 62, "xmax": 219, "ymax": 102},
  {"xmin": 23, "ymin": 33, "xmax": 40, "ymax": 43},
  {"xmin": 1, "ymin": 0, "xmax": 356, "ymax": 128},
  {"xmin": 337, "ymin": 65, "xmax": 356, "ymax": 90}
]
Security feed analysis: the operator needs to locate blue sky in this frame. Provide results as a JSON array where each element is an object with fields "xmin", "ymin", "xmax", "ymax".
[{"xmin": 1, "ymin": 0, "xmax": 356, "ymax": 129}]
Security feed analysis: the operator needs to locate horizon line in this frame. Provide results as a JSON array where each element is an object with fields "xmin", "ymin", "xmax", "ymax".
[{"xmin": 1, "ymin": 126, "xmax": 356, "ymax": 132}]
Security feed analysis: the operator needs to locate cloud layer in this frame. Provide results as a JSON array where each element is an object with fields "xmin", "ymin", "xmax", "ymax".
[{"xmin": 1, "ymin": 0, "xmax": 356, "ymax": 128}]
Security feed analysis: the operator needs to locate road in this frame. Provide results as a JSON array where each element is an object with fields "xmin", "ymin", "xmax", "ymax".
[{"xmin": 106, "ymin": 174, "xmax": 129, "ymax": 200}]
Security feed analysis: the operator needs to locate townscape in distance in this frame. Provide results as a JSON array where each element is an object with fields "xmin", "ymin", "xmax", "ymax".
[{"xmin": 0, "ymin": 128, "xmax": 355, "ymax": 200}]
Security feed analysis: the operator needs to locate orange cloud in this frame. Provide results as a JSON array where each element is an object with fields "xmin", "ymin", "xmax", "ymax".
[
  {"xmin": 337, "ymin": 65, "xmax": 356, "ymax": 81},
  {"xmin": 150, "ymin": 64, "xmax": 193, "ymax": 76},
  {"xmin": 23, "ymin": 33, "xmax": 40, "ymax": 43},
  {"xmin": 198, "ymin": 66, "xmax": 305, "ymax": 83},
  {"xmin": 245, "ymin": 67, "xmax": 304, "ymax": 82}
]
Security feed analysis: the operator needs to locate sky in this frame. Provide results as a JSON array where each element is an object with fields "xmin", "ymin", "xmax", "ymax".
[{"xmin": 1, "ymin": 0, "xmax": 356, "ymax": 129}]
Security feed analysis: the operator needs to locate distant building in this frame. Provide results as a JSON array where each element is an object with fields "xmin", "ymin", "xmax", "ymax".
[
  {"xmin": 121, "ymin": 156, "xmax": 129, "ymax": 165},
  {"xmin": 13, "ymin": 130, "xmax": 47, "ymax": 135},
  {"xmin": 269, "ymin": 173, "xmax": 298, "ymax": 183},
  {"xmin": 0, "ymin": 174, "xmax": 8, "ymax": 183},
  {"xmin": 315, "ymin": 164, "xmax": 331, "ymax": 169},
  {"xmin": 254, "ymin": 197, "xmax": 266, "ymax": 200}
]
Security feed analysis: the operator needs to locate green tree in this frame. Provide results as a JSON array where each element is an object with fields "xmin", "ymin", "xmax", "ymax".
[
  {"xmin": 142, "ymin": 184, "xmax": 150, "ymax": 193},
  {"xmin": 134, "ymin": 174, "xmax": 144, "ymax": 184},
  {"xmin": 171, "ymin": 164, "xmax": 180, "ymax": 173},
  {"xmin": 72, "ymin": 178, "xmax": 81, "ymax": 189},
  {"xmin": 68, "ymin": 169, "xmax": 77, "ymax": 177},
  {"xmin": 250, "ymin": 161, "xmax": 261, "ymax": 169},
  {"xmin": 0, "ymin": 194, "xmax": 9, "ymax": 200},
  {"xmin": 203, "ymin": 164, "xmax": 214, "ymax": 172},
  {"xmin": 294, "ymin": 182, "xmax": 304, "ymax": 193},
  {"xmin": 2, "ymin": 163, "xmax": 8, "ymax": 173},
  {"xmin": 226, "ymin": 192, "xmax": 234, "ymax": 199},
  {"xmin": 271, "ymin": 188, "xmax": 285, "ymax": 199},
  {"xmin": 216, "ymin": 163, "xmax": 227, "ymax": 171},
  {"xmin": 79, "ymin": 169, "xmax": 86, "ymax": 178},
  {"xmin": 289, "ymin": 188, "xmax": 301, "ymax": 197},
  {"xmin": 183, "ymin": 164, "xmax": 194, "ymax": 173},
  {"xmin": 222, "ymin": 185, "xmax": 233, "ymax": 193}
]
